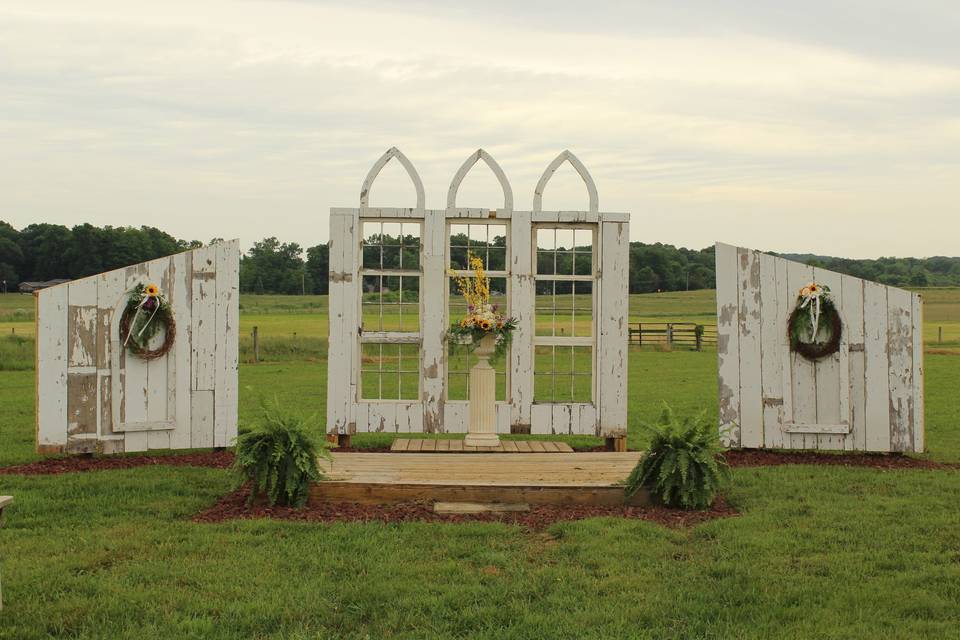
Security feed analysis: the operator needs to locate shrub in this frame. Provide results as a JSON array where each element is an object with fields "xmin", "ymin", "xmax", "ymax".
[
  {"xmin": 625, "ymin": 405, "xmax": 729, "ymax": 509},
  {"xmin": 233, "ymin": 403, "xmax": 331, "ymax": 507}
]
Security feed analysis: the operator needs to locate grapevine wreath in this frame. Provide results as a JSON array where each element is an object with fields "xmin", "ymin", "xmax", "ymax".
[
  {"xmin": 119, "ymin": 283, "xmax": 176, "ymax": 360},
  {"xmin": 787, "ymin": 282, "xmax": 842, "ymax": 361}
]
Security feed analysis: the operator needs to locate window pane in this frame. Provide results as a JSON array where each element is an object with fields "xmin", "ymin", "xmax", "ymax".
[
  {"xmin": 362, "ymin": 245, "xmax": 381, "ymax": 269},
  {"xmin": 382, "ymin": 222, "xmax": 402, "ymax": 244}
]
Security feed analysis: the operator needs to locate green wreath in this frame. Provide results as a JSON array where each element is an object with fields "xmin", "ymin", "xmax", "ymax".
[
  {"xmin": 119, "ymin": 283, "xmax": 176, "ymax": 361},
  {"xmin": 788, "ymin": 283, "xmax": 841, "ymax": 361}
]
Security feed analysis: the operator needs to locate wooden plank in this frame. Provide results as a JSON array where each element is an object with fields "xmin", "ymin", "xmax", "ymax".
[
  {"xmin": 67, "ymin": 305, "xmax": 97, "ymax": 368},
  {"xmin": 443, "ymin": 403, "xmax": 469, "ymax": 434},
  {"xmin": 448, "ymin": 439, "xmax": 464, "ymax": 452},
  {"xmin": 887, "ymin": 286, "xmax": 914, "ymax": 452},
  {"xmin": 737, "ymin": 247, "xmax": 763, "ymax": 448},
  {"xmin": 509, "ymin": 208, "xmax": 534, "ymax": 431},
  {"xmin": 407, "ymin": 438, "xmax": 423, "ymax": 452},
  {"xmin": 168, "ymin": 248, "xmax": 194, "ymax": 450},
  {"xmin": 863, "ymin": 281, "xmax": 890, "ymax": 451},
  {"xmin": 528, "ymin": 440, "xmax": 547, "ymax": 453},
  {"xmin": 98, "ymin": 265, "xmax": 126, "ymax": 439},
  {"xmin": 319, "ymin": 451, "xmax": 642, "ymax": 483},
  {"xmin": 841, "ymin": 275, "xmax": 866, "ymax": 451},
  {"xmin": 421, "ymin": 209, "xmax": 445, "ymax": 433},
  {"xmin": 36, "ymin": 285, "xmax": 69, "ymax": 448},
  {"xmin": 530, "ymin": 403, "xmax": 553, "ymax": 435},
  {"xmin": 503, "ymin": 439, "xmax": 520, "ymax": 452},
  {"xmin": 214, "ymin": 240, "xmax": 240, "ymax": 447},
  {"xmin": 759, "ymin": 252, "xmax": 784, "ymax": 448},
  {"xmin": 911, "ymin": 294, "xmax": 925, "ymax": 453},
  {"xmin": 146, "ymin": 256, "xmax": 171, "ymax": 451},
  {"xmin": 597, "ymin": 221, "xmax": 629, "ymax": 437},
  {"xmin": 552, "ymin": 404, "xmax": 572, "ymax": 435},
  {"xmin": 325, "ymin": 212, "xmax": 350, "ymax": 433},
  {"xmin": 783, "ymin": 423, "xmax": 851, "ymax": 434},
  {"xmin": 191, "ymin": 244, "xmax": 217, "ymax": 391},
  {"xmin": 120, "ymin": 262, "xmax": 151, "ymax": 453},
  {"xmin": 786, "ymin": 259, "xmax": 817, "ymax": 449},
  {"xmin": 66, "ymin": 372, "xmax": 97, "ymax": 435},
  {"xmin": 391, "ymin": 438, "xmax": 410, "ymax": 452},
  {"xmin": 812, "ymin": 266, "xmax": 846, "ymax": 451},
  {"xmin": 436, "ymin": 438, "xmax": 451, "ymax": 452},
  {"xmin": 190, "ymin": 389, "xmax": 215, "ymax": 449},
  {"xmin": 715, "ymin": 243, "xmax": 741, "ymax": 447},
  {"xmin": 434, "ymin": 502, "xmax": 529, "ymax": 514}
]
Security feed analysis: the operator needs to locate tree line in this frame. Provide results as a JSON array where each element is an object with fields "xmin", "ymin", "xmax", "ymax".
[{"xmin": 2, "ymin": 220, "xmax": 959, "ymax": 294}]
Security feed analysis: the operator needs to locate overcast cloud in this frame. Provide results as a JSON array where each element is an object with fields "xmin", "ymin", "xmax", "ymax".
[{"xmin": 1, "ymin": 1, "xmax": 958, "ymax": 257}]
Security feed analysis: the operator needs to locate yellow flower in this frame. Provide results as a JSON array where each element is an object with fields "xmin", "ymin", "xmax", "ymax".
[
  {"xmin": 145, "ymin": 283, "xmax": 160, "ymax": 297},
  {"xmin": 479, "ymin": 319, "xmax": 492, "ymax": 330},
  {"xmin": 809, "ymin": 283, "xmax": 819, "ymax": 293},
  {"xmin": 800, "ymin": 287, "xmax": 810, "ymax": 297}
]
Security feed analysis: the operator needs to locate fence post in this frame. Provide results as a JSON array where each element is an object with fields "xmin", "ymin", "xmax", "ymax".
[
  {"xmin": 252, "ymin": 325, "xmax": 259, "ymax": 363},
  {"xmin": 696, "ymin": 325, "xmax": 702, "ymax": 351},
  {"xmin": 666, "ymin": 323, "xmax": 673, "ymax": 347},
  {"xmin": 939, "ymin": 326, "xmax": 942, "ymax": 343}
]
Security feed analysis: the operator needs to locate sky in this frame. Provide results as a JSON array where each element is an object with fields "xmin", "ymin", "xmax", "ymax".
[{"xmin": 1, "ymin": 0, "xmax": 959, "ymax": 258}]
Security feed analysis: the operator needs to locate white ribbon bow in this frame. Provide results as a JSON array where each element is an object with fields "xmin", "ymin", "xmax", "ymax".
[{"xmin": 798, "ymin": 285, "xmax": 824, "ymax": 341}]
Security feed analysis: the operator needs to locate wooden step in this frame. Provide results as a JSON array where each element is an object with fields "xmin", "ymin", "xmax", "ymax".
[
  {"xmin": 390, "ymin": 438, "xmax": 574, "ymax": 453},
  {"xmin": 434, "ymin": 502, "xmax": 530, "ymax": 514}
]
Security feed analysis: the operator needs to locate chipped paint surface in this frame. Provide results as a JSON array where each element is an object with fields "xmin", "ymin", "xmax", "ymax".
[
  {"xmin": 35, "ymin": 243, "xmax": 240, "ymax": 454},
  {"xmin": 329, "ymin": 150, "xmax": 628, "ymax": 436},
  {"xmin": 715, "ymin": 242, "xmax": 923, "ymax": 453}
]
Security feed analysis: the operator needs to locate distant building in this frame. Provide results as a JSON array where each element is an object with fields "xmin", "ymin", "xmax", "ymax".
[{"xmin": 18, "ymin": 279, "xmax": 71, "ymax": 294}]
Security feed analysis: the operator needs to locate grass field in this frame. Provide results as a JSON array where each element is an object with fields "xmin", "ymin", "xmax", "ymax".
[{"xmin": 1, "ymin": 292, "xmax": 959, "ymax": 638}]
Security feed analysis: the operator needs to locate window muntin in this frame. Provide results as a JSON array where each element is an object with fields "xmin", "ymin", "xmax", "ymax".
[
  {"xmin": 533, "ymin": 225, "xmax": 596, "ymax": 403},
  {"xmin": 446, "ymin": 220, "xmax": 509, "ymax": 401},
  {"xmin": 359, "ymin": 220, "xmax": 422, "ymax": 401}
]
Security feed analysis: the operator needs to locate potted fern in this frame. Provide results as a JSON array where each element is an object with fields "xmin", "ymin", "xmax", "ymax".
[
  {"xmin": 233, "ymin": 401, "xmax": 332, "ymax": 508},
  {"xmin": 625, "ymin": 405, "xmax": 730, "ymax": 510}
]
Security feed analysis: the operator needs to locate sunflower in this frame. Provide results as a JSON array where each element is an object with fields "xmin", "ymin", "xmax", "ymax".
[
  {"xmin": 145, "ymin": 283, "xmax": 160, "ymax": 297},
  {"xmin": 479, "ymin": 319, "xmax": 492, "ymax": 330},
  {"xmin": 808, "ymin": 283, "xmax": 819, "ymax": 294}
]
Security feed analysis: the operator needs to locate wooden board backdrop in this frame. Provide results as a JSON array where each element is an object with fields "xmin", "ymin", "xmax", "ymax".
[
  {"xmin": 35, "ymin": 241, "xmax": 240, "ymax": 454},
  {"xmin": 716, "ymin": 243, "xmax": 924, "ymax": 452},
  {"xmin": 327, "ymin": 148, "xmax": 629, "ymax": 437}
]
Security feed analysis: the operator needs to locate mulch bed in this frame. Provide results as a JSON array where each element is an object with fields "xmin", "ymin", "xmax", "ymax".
[
  {"xmin": 724, "ymin": 449, "xmax": 957, "ymax": 470},
  {"xmin": 192, "ymin": 485, "xmax": 738, "ymax": 530},
  {"xmin": 0, "ymin": 450, "xmax": 235, "ymax": 475},
  {"xmin": 2, "ymin": 446, "xmax": 955, "ymax": 475}
]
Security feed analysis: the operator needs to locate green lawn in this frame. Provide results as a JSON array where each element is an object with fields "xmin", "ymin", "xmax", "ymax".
[{"xmin": 1, "ymin": 292, "xmax": 960, "ymax": 638}]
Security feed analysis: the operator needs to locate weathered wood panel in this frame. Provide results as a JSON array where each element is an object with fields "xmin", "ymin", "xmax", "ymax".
[
  {"xmin": 36, "ymin": 284, "xmax": 68, "ymax": 449},
  {"xmin": 597, "ymin": 221, "xmax": 629, "ymax": 438},
  {"xmin": 716, "ymin": 243, "xmax": 923, "ymax": 452},
  {"xmin": 715, "ymin": 243, "xmax": 740, "ymax": 447},
  {"xmin": 328, "ymin": 149, "xmax": 628, "ymax": 436},
  {"xmin": 35, "ymin": 243, "xmax": 239, "ymax": 454}
]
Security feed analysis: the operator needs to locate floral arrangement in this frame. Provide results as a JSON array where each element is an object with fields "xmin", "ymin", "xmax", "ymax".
[
  {"xmin": 447, "ymin": 253, "xmax": 517, "ymax": 358},
  {"xmin": 788, "ymin": 281, "xmax": 841, "ymax": 360},
  {"xmin": 120, "ymin": 283, "xmax": 176, "ymax": 360}
]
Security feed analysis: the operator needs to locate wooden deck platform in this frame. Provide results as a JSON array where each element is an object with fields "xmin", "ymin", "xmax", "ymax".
[
  {"xmin": 313, "ymin": 452, "xmax": 647, "ymax": 506},
  {"xmin": 390, "ymin": 438, "xmax": 574, "ymax": 453}
]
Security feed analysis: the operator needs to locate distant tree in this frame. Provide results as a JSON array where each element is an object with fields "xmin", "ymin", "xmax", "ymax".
[
  {"xmin": 240, "ymin": 237, "xmax": 307, "ymax": 294},
  {"xmin": 305, "ymin": 243, "xmax": 330, "ymax": 295}
]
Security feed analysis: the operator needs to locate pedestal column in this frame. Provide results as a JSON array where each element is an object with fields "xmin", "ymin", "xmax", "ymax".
[{"xmin": 464, "ymin": 333, "xmax": 500, "ymax": 447}]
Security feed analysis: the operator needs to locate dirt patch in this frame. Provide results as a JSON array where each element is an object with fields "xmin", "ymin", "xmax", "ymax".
[
  {"xmin": 0, "ymin": 450, "xmax": 235, "ymax": 475},
  {"xmin": 725, "ymin": 449, "xmax": 956, "ymax": 470},
  {"xmin": 193, "ymin": 485, "xmax": 737, "ymax": 530}
]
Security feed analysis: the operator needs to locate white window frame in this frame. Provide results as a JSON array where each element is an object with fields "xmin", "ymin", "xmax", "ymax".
[
  {"xmin": 357, "ymin": 218, "xmax": 423, "ymax": 402},
  {"xmin": 531, "ymin": 222, "xmax": 598, "ymax": 404}
]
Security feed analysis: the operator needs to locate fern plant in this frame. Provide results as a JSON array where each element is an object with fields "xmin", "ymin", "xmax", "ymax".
[
  {"xmin": 233, "ymin": 402, "xmax": 331, "ymax": 508},
  {"xmin": 625, "ymin": 405, "xmax": 730, "ymax": 509}
]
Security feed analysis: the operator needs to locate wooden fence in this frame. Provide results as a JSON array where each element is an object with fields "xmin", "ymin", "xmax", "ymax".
[{"xmin": 628, "ymin": 322, "xmax": 717, "ymax": 350}]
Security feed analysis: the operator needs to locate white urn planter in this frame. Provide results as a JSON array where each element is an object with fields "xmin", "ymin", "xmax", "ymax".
[{"xmin": 464, "ymin": 332, "xmax": 500, "ymax": 447}]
